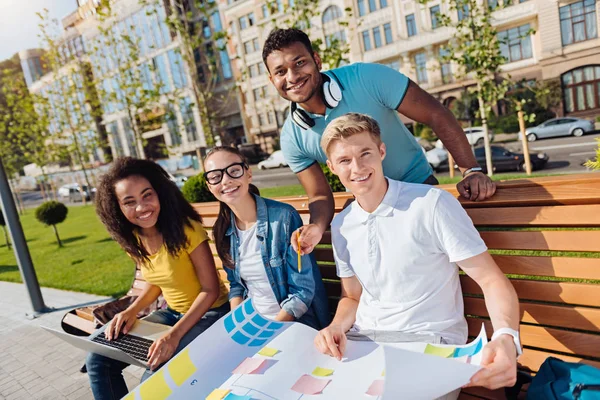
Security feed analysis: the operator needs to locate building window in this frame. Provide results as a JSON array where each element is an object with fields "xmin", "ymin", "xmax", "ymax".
[
  {"xmin": 277, "ymin": 0, "xmax": 284, "ymax": 13},
  {"xmin": 239, "ymin": 16, "xmax": 248, "ymax": 30},
  {"xmin": 358, "ymin": 0, "xmax": 367, "ymax": 16},
  {"xmin": 415, "ymin": 52, "xmax": 428, "ymax": 83},
  {"xmin": 249, "ymin": 64, "xmax": 258, "ymax": 78},
  {"xmin": 439, "ymin": 47, "xmax": 452, "ymax": 84},
  {"xmin": 458, "ymin": 3, "xmax": 469, "ymax": 21},
  {"xmin": 262, "ymin": 4, "xmax": 269, "ymax": 18},
  {"xmin": 362, "ymin": 31, "xmax": 372, "ymax": 51},
  {"xmin": 258, "ymin": 114, "xmax": 266, "ymax": 126},
  {"xmin": 562, "ymin": 66, "xmax": 600, "ymax": 112},
  {"xmin": 383, "ymin": 60, "xmax": 400, "ymax": 70},
  {"xmin": 488, "ymin": 0, "xmax": 499, "ymax": 10},
  {"xmin": 153, "ymin": 54, "xmax": 171, "ymax": 93},
  {"xmin": 168, "ymin": 50, "xmax": 187, "ymax": 88},
  {"xmin": 253, "ymin": 87, "xmax": 266, "ymax": 101},
  {"xmin": 244, "ymin": 41, "xmax": 253, "ymax": 54},
  {"xmin": 384, "ymin": 23, "xmax": 393, "ymax": 44},
  {"xmin": 323, "ymin": 5, "xmax": 343, "ymax": 22},
  {"xmin": 380, "ymin": 0, "xmax": 388, "ymax": 8},
  {"xmin": 220, "ymin": 50, "xmax": 232, "ymax": 79},
  {"xmin": 122, "ymin": 118, "xmax": 139, "ymax": 158},
  {"xmin": 248, "ymin": 12, "xmax": 255, "ymax": 26},
  {"xmin": 430, "ymin": 5, "xmax": 440, "ymax": 29},
  {"xmin": 373, "ymin": 27, "xmax": 382, "ymax": 48},
  {"xmin": 368, "ymin": 0, "xmax": 377, "ymax": 12},
  {"xmin": 560, "ymin": 0, "xmax": 597, "ymax": 46},
  {"xmin": 166, "ymin": 105, "xmax": 181, "ymax": 146},
  {"xmin": 253, "ymin": 38, "xmax": 260, "ymax": 52},
  {"xmin": 180, "ymin": 98, "xmax": 198, "ymax": 142},
  {"xmin": 258, "ymin": 62, "xmax": 266, "ymax": 74},
  {"xmin": 326, "ymin": 31, "xmax": 347, "ymax": 47},
  {"xmin": 498, "ymin": 24, "xmax": 533, "ymax": 63},
  {"xmin": 268, "ymin": 111, "xmax": 275, "ymax": 124},
  {"xmin": 107, "ymin": 121, "xmax": 123, "ymax": 157},
  {"xmin": 406, "ymin": 14, "xmax": 417, "ymax": 37}
]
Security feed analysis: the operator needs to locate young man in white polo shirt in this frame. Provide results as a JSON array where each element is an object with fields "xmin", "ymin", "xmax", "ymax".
[{"xmin": 313, "ymin": 113, "xmax": 521, "ymax": 396}]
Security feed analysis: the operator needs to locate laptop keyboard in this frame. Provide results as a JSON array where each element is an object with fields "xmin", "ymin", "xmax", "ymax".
[{"xmin": 92, "ymin": 332, "xmax": 154, "ymax": 362}]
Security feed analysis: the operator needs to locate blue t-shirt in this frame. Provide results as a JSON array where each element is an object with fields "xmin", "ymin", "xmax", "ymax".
[{"xmin": 280, "ymin": 62, "xmax": 432, "ymax": 183}]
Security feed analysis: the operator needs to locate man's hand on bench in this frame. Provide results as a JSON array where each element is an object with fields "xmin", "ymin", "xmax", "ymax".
[
  {"xmin": 464, "ymin": 334, "xmax": 518, "ymax": 390},
  {"xmin": 457, "ymin": 171, "xmax": 496, "ymax": 202}
]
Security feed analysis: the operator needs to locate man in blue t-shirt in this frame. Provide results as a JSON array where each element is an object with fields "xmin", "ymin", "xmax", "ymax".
[{"xmin": 262, "ymin": 28, "xmax": 495, "ymax": 254}]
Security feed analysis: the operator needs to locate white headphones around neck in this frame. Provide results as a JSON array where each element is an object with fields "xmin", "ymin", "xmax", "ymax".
[{"xmin": 290, "ymin": 73, "xmax": 343, "ymax": 130}]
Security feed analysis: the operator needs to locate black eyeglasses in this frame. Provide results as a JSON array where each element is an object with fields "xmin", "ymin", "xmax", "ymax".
[{"xmin": 204, "ymin": 162, "xmax": 248, "ymax": 185}]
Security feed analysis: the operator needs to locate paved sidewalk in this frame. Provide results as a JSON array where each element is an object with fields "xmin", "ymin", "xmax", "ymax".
[{"xmin": 0, "ymin": 282, "xmax": 144, "ymax": 400}]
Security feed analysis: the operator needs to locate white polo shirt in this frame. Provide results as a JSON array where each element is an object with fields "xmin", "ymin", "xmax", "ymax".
[{"xmin": 331, "ymin": 178, "xmax": 487, "ymax": 344}]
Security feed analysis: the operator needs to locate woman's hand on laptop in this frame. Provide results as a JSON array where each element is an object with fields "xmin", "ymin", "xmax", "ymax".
[
  {"xmin": 105, "ymin": 308, "xmax": 138, "ymax": 340},
  {"xmin": 147, "ymin": 331, "xmax": 180, "ymax": 370},
  {"xmin": 314, "ymin": 324, "xmax": 347, "ymax": 361}
]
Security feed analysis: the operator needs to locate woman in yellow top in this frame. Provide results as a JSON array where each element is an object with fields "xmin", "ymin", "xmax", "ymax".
[{"xmin": 86, "ymin": 157, "xmax": 229, "ymax": 400}]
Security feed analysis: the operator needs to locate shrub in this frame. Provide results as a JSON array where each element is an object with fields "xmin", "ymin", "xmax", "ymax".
[
  {"xmin": 182, "ymin": 174, "xmax": 216, "ymax": 203},
  {"xmin": 35, "ymin": 201, "xmax": 68, "ymax": 247},
  {"xmin": 320, "ymin": 164, "xmax": 346, "ymax": 193}
]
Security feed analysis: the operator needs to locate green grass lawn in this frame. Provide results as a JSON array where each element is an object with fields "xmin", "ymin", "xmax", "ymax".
[{"xmin": 0, "ymin": 206, "xmax": 134, "ymax": 297}]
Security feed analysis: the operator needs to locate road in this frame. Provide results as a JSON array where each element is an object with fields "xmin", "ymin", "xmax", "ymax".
[{"xmin": 15, "ymin": 132, "xmax": 599, "ymax": 209}]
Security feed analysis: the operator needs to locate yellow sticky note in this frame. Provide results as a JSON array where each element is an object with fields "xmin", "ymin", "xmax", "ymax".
[
  {"xmin": 312, "ymin": 366, "xmax": 334, "ymax": 377},
  {"xmin": 424, "ymin": 344, "xmax": 456, "ymax": 358},
  {"xmin": 381, "ymin": 369, "xmax": 385, "ymax": 376},
  {"xmin": 206, "ymin": 388, "xmax": 231, "ymax": 400},
  {"xmin": 168, "ymin": 348, "xmax": 197, "ymax": 386},
  {"xmin": 139, "ymin": 369, "xmax": 172, "ymax": 400},
  {"xmin": 258, "ymin": 347, "xmax": 279, "ymax": 357}
]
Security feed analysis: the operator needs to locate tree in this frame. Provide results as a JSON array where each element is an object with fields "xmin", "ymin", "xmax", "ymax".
[
  {"xmin": 92, "ymin": 0, "xmax": 174, "ymax": 159},
  {"xmin": 35, "ymin": 201, "xmax": 68, "ymax": 247},
  {"xmin": 0, "ymin": 210, "xmax": 11, "ymax": 250},
  {"xmin": 37, "ymin": 10, "xmax": 97, "ymax": 190},
  {"xmin": 420, "ymin": 0, "xmax": 517, "ymax": 175},
  {"xmin": 151, "ymin": 0, "xmax": 235, "ymax": 148}
]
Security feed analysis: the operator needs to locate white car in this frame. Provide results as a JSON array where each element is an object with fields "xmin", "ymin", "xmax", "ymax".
[
  {"xmin": 258, "ymin": 150, "xmax": 288, "ymax": 170},
  {"xmin": 436, "ymin": 127, "xmax": 495, "ymax": 148},
  {"xmin": 57, "ymin": 183, "xmax": 79, "ymax": 199},
  {"xmin": 426, "ymin": 147, "xmax": 449, "ymax": 172},
  {"xmin": 57, "ymin": 183, "xmax": 96, "ymax": 202}
]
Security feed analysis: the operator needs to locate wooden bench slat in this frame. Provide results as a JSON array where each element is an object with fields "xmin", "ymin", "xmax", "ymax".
[
  {"xmin": 75, "ymin": 307, "xmax": 95, "ymax": 322},
  {"xmin": 466, "ymin": 204, "xmax": 600, "ymax": 226},
  {"xmin": 516, "ymin": 347, "xmax": 600, "ymax": 372},
  {"xmin": 464, "ymin": 297, "xmax": 600, "ymax": 333},
  {"xmin": 459, "ymin": 387, "xmax": 508, "ymax": 400},
  {"xmin": 467, "ymin": 318, "xmax": 600, "ymax": 360},
  {"xmin": 480, "ymin": 230, "xmax": 600, "ymax": 252},
  {"xmin": 63, "ymin": 313, "xmax": 96, "ymax": 335},
  {"xmin": 460, "ymin": 276, "xmax": 600, "ymax": 307},
  {"xmin": 492, "ymin": 255, "xmax": 600, "ymax": 280}
]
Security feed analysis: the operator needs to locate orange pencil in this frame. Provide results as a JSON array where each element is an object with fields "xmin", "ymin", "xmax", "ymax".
[{"xmin": 297, "ymin": 233, "xmax": 302, "ymax": 272}]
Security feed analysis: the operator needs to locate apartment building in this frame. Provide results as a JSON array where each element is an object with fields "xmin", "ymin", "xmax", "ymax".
[
  {"xmin": 21, "ymin": 0, "xmax": 242, "ymax": 163},
  {"xmin": 222, "ymin": 0, "xmax": 599, "ymax": 150}
]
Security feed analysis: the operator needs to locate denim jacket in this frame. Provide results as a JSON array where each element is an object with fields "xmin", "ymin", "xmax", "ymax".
[{"xmin": 224, "ymin": 194, "xmax": 330, "ymax": 330}]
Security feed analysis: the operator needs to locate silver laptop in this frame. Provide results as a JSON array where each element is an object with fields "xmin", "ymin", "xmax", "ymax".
[{"xmin": 43, "ymin": 320, "xmax": 171, "ymax": 368}]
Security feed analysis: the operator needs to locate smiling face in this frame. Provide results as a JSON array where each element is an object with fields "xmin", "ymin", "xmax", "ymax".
[
  {"xmin": 114, "ymin": 175, "xmax": 161, "ymax": 231},
  {"xmin": 326, "ymin": 131, "xmax": 387, "ymax": 198},
  {"xmin": 204, "ymin": 151, "xmax": 253, "ymax": 206},
  {"xmin": 266, "ymin": 42, "xmax": 323, "ymax": 105}
]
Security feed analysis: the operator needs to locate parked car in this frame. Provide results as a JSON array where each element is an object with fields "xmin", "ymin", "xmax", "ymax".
[
  {"xmin": 237, "ymin": 143, "xmax": 269, "ymax": 164},
  {"xmin": 435, "ymin": 127, "xmax": 495, "ymax": 149},
  {"xmin": 168, "ymin": 173, "xmax": 187, "ymax": 189},
  {"xmin": 58, "ymin": 184, "xmax": 96, "ymax": 202},
  {"xmin": 257, "ymin": 150, "xmax": 288, "ymax": 170},
  {"xmin": 474, "ymin": 146, "xmax": 549, "ymax": 172},
  {"xmin": 524, "ymin": 117, "xmax": 595, "ymax": 142},
  {"xmin": 425, "ymin": 147, "xmax": 449, "ymax": 172}
]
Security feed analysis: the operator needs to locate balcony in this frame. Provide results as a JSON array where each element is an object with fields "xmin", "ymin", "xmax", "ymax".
[{"xmin": 491, "ymin": 1, "xmax": 537, "ymax": 27}]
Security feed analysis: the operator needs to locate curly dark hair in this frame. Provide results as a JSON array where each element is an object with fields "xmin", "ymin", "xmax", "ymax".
[
  {"xmin": 95, "ymin": 157, "xmax": 202, "ymax": 264},
  {"xmin": 262, "ymin": 28, "xmax": 314, "ymax": 71}
]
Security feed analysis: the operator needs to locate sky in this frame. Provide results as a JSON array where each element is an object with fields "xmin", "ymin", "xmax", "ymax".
[{"xmin": 0, "ymin": 0, "xmax": 78, "ymax": 61}]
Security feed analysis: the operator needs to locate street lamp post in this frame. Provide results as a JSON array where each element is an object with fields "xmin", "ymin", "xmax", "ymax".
[{"xmin": 0, "ymin": 156, "xmax": 48, "ymax": 316}]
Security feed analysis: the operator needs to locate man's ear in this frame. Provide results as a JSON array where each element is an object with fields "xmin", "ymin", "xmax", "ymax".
[
  {"xmin": 326, "ymin": 159, "xmax": 338, "ymax": 176},
  {"xmin": 379, "ymin": 142, "xmax": 387, "ymax": 161},
  {"xmin": 313, "ymin": 51, "xmax": 322, "ymax": 71}
]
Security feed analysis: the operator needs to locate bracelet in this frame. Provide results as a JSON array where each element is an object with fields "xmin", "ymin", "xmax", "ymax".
[{"xmin": 462, "ymin": 167, "xmax": 483, "ymax": 178}]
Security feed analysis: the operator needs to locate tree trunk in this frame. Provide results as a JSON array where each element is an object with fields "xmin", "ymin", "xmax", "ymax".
[
  {"xmin": 3, "ymin": 226, "xmax": 11, "ymax": 250},
  {"xmin": 476, "ymin": 91, "xmax": 494, "ymax": 177},
  {"xmin": 52, "ymin": 224, "xmax": 63, "ymax": 247}
]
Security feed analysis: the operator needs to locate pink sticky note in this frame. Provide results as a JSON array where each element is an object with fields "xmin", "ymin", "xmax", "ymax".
[
  {"xmin": 232, "ymin": 358, "xmax": 266, "ymax": 375},
  {"xmin": 291, "ymin": 374, "xmax": 331, "ymax": 395},
  {"xmin": 366, "ymin": 380, "xmax": 385, "ymax": 396}
]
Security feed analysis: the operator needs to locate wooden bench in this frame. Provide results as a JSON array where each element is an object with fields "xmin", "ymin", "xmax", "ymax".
[{"xmin": 63, "ymin": 173, "xmax": 600, "ymax": 399}]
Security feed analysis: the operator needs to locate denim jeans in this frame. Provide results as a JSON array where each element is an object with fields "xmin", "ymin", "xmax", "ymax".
[{"xmin": 85, "ymin": 303, "xmax": 230, "ymax": 400}]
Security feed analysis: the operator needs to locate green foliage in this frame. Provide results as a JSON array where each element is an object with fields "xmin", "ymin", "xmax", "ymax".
[
  {"xmin": 182, "ymin": 174, "xmax": 216, "ymax": 203},
  {"xmin": 584, "ymin": 138, "xmax": 600, "ymax": 171},
  {"xmin": 320, "ymin": 164, "xmax": 345, "ymax": 193},
  {"xmin": 35, "ymin": 201, "xmax": 68, "ymax": 226}
]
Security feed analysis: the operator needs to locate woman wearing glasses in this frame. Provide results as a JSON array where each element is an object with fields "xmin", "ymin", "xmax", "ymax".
[
  {"xmin": 204, "ymin": 146, "xmax": 330, "ymax": 329},
  {"xmin": 87, "ymin": 157, "xmax": 230, "ymax": 400}
]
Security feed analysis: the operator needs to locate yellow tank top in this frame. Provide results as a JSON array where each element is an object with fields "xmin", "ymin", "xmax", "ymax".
[{"xmin": 141, "ymin": 219, "xmax": 229, "ymax": 314}]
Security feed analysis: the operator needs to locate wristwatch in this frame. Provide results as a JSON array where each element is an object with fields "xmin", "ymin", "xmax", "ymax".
[
  {"xmin": 491, "ymin": 328, "xmax": 523, "ymax": 358},
  {"xmin": 462, "ymin": 166, "xmax": 483, "ymax": 177}
]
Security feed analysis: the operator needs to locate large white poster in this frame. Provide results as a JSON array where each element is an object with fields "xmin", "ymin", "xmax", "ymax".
[{"xmin": 125, "ymin": 299, "xmax": 486, "ymax": 400}]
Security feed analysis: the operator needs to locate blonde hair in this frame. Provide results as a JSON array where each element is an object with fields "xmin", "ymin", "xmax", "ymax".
[{"xmin": 320, "ymin": 113, "xmax": 382, "ymax": 156}]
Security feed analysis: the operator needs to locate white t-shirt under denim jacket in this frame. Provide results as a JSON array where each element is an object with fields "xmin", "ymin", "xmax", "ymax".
[{"xmin": 331, "ymin": 178, "xmax": 487, "ymax": 345}]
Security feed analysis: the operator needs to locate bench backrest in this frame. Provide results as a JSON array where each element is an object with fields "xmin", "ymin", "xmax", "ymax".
[{"xmin": 194, "ymin": 173, "xmax": 600, "ymax": 376}]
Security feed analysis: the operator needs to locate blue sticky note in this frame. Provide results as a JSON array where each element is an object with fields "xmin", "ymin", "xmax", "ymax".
[
  {"xmin": 244, "ymin": 300, "xmax": 255, "ymax": 315},
  {"xmin": 252, "ymin": 314, "xmax": 269, "ymax": 327},
  {"xmin": 234, "ymin": 307, "xmax": 245, "ymax": 324},
  {"xmin": 224, "ymin": 315, "xmax": 235, "ymax": 333},
  {"xmin": 454, "ymin": 338, "xmax": 482, "ymax": 358},
  {"xmin": 242, "ymin": 322, "xmax": 260, "ymax": 336},
  {"xmin": 248, "ymin": 338, "xmax": 268, "ymax": 347},
  {"xmin": 232, "ymin": 331, "xmax": 250, "ymax": 345}
]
